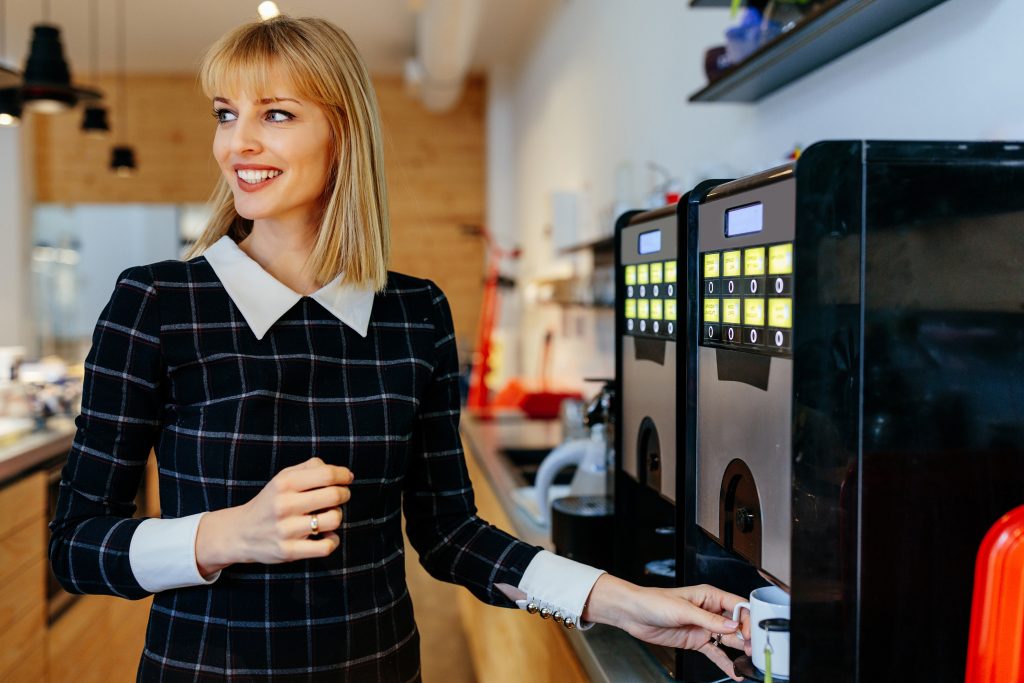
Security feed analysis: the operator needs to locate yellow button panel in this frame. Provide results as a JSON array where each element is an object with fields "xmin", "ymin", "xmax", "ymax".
[
  {"xmin": 744, "ymin": 298, "xmax": 765, "ymax": 326},
  {"xmin": 722, "ymin": 298, "xmax": 742, "ymax": 325},
  {"xmin": 701, "ymin": 241, "xmax": 793, "ymax": 353},
  {"xmin": 704, "ymin": 253, "xmax": 720, "ymax": 278},
  {"xmin": 704, "ymin": 299, "xmax": 720, "ymax": 323},
  {"xmin": 768, "ymin": 243, "xmax": 793, "ymax": 275},
  {"xmin": 723, "ymin": 250, "xmax": 742, "ymax": 277},
  {"xmin": 744, "ymin": 247, "xmax": 766, "ymax": 276},
  {"xmin": 623, "ymin": 258, "xmax": 678, "ymax": 338},
  {"xmin": 768, "ymin": 298, "xmax": 792, "ymax": 329},
  {"xmin": 650, "ymin": 299, "xmax": 663, "ymax": 320}
]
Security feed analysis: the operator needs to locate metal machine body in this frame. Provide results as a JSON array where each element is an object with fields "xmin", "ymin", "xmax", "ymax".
[
  {"xmin": 613, "ymin": 203, "xmax": 686, "ymax": 676},
  {"xmin": 684, "ymin": 140, "xmax": 1024, "ymax": 682}
]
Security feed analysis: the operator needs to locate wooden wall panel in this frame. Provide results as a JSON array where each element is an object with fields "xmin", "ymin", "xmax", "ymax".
[{"xmin": 33, "ymin": 74, "xmax": 487, "ymax": 352}]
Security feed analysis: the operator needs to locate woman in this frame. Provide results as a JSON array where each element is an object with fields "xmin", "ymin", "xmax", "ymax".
[{"xmin": 48, "ymin": 15, "xmax": 749, "ymax": 682}]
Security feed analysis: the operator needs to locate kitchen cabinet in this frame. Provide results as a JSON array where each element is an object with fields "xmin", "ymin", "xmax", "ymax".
[
  {"xmin": 0, "ymin": 471, "xmax": 48, "ymax": 683},
  {"xmin": 457, "ymin": 441, "xmax": 588, "ymax": 683}
]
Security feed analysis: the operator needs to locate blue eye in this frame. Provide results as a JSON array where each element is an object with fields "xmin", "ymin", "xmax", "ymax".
[
  {"xmin": 212, "ymin": 108, "xmax": 236, "ymax": 124},
  {"xmin": 267, "ymin": 110, "xmax": 294, "ymax": 123}
]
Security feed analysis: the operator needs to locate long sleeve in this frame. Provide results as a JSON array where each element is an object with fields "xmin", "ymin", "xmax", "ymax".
[
  {"xmin": 403, "ymin": 281, "xmax": 541, "ymax": 606},
  {"xmin": 48, "ymin": 266, "xmax": 165, "ymax": 600},
  {"xmin": 514, "ymin": 550, "xmax": 605, "ymax": 629},
  {"xmin": 129, "ymin": 512, "xmax": 222, "ymax": 592}
]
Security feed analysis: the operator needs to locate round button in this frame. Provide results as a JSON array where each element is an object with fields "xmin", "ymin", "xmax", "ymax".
[
  {"xmin": 653, "ymin": 321, "xmax": 660, "ymax": 333},
  {"xmin": 640, "ymin": 320, "xmax": 647, "ymax": 332},
  {"xmin": 707, "ymin": 281, "xmax": 715, "ymax": 295},
  {"xmin": 627, "ymin": 285, "xmax": 634, "ymax": 297},
  {"xmin": 640, "ymin": 285, "xmax": 646, "ymax": 297},
  {"xmin": 667, "ymin": 285, "xmax": 674, "ymax": 297},
  {"xmin": 750, "ymin": 279, "xmax": 759, "ymax": 294},
  {"xmin": 667, "ymin": 322, "xmax": 674, "ymax": 335},
  {"xmin": 653, "ymin": 285, "xmax": 659, "ymax": 297},
  {"xmin": 727, "ymin": 327, "xmax": 735, "ymax": 341},
  {"xmin": 750, "ymin": 329, "xmax": 758, "ymax": 344},
  {"xmin": 775, "ymin": 330, "xmax": 784, "ymax": 347},
  {"xmin": 627, "ymin": 319, "xmax": 634, "ymax": 331},
  {"xmin": 707, "ymin": 325, "xmax": 713, "ymax": 337},
  {"xmin": 728, "ymin": 280, "xmax": 735, "ymax": 294},
  {"xmin": 775, "ymin": 277, "xmax": 784, "ymax": 294}
]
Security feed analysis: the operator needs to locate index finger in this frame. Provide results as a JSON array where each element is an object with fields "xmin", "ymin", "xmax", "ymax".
[
  {"xmin": 282, "ymin": 464, "xmax": 354, "ymax": 491},
  {"xmin": 684, "ymin": 584, "xmax": 748, "ymax": 616}
]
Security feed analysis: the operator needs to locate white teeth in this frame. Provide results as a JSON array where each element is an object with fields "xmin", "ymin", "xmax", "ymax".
[{"xmin": 236, "ymin": 169, "xmax": 282, "ymax": 184}]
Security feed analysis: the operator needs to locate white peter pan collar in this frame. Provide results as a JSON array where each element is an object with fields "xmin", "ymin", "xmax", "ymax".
[{"xmin": 202, "ymin": 235, "xmax": 374, "ymax": 340}]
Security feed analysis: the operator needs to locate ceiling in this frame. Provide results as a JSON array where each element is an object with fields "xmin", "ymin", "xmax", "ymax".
[{"xmin": 0, "ymin": 0, "xmax": 557, "ymax": 77}]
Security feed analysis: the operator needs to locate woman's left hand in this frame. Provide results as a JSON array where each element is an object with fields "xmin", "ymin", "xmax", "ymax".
[{"xmin": 582, "ymin": 574, "xmax": 751, "ymax": 681}]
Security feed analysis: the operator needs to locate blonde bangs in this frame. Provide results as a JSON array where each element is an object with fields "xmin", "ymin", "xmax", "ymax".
[{"xmin": 187, "ymin": 16, "xmax": 391, "ymax": 292}]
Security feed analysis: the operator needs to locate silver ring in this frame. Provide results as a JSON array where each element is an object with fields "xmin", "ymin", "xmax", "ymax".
[
  {"xmin": 707, "ymin": 633, "xmax": 723, "ymax": 649},
  {"xmin": 310, "ymin": 514, "xmax": 319, "ymax": 535}
]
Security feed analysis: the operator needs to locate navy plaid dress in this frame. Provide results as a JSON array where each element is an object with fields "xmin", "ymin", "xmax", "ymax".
[{"xmin": 48, "ymin": 256, "xmax": 541, "ymax": 681}]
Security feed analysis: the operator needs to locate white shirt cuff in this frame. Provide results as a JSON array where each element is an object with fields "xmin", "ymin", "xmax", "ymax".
[
  {"xmin": 129, "ymin": 511, "xmax": 222, "ymax": 593},
  {"xmin": 514, "ymin": 550, "xmax": 605, "ymax": 630}
]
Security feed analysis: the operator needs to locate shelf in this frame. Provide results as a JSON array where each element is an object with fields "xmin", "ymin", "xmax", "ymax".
[
  {"xmin": 558, "ymin": 234, "xmax": 614, "ymax": 255},
  {"xmin": 689, "ymin": 0, "xmax": 950, "ymax": 102},
  {"xmin": 690, "ymin": 0, "xmax": 734, "ymax": 6}
]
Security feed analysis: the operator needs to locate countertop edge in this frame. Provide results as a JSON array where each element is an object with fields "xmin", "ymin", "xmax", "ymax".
[{"xmin": 459, "ymin": 413, "xmax": 671, "ymax": 683}]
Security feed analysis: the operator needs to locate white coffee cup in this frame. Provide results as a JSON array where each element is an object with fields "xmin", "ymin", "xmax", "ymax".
[{"xmin": 732, "ymin": 585, "xmax": 791, "ymax": 679}]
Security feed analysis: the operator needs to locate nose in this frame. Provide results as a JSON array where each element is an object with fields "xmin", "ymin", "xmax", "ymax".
[{"xmin": 229, "ymin": 112, "xmax": 263, "ymax": 155}]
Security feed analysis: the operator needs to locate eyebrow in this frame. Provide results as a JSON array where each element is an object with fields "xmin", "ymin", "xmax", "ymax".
[{"xmin": 213, "ymin": 97, "xmax": 302, "ymax": 106}]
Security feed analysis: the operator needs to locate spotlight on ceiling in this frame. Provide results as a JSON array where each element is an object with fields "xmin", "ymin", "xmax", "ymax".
[
  {"xmin": 0, "ymin": 88, "xmax": 22, "ymax": 127},
  {"xmin": 257, "ymin": 2, "xmax": 280, "ymax": 20}
]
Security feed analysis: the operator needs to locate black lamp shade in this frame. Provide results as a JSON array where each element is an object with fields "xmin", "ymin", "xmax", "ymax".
[
  {"xmin": 110, "ymin": 145, "xmax": 137, "ymax": 176},
  {"xmin": 0, "ymin": 88, "xmax": 22, "ymax": 126},
  {"xmin": 81, "ymin": 105, "xmax": 110, "ymax": 135},
  {"xmin": 22, "ymin": 24, "xmax": 78, "ymax": 112}
]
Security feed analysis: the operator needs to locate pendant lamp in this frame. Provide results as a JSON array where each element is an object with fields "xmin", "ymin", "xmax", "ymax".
[
  {"xmin": 109, "ymin": 0, "xmax": 136, "ymax": 176},
  {"xmin": 18, "ymin": 0, "xmax": 103, "ymax": 115},
  {"xmin": 81, "ymin": 0, "xmax": 110, "ymax": 136},
  {"xmin": 21, "ymin": 24, "xmax": 77, "ymax": 113}
]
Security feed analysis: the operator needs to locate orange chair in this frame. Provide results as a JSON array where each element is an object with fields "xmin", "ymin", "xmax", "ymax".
[{"xmin": 965, "ymin": 505, "xmax": 1024, "ymax": 683}]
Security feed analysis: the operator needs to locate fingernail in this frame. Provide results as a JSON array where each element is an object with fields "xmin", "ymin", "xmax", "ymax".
[{"xmin": 724, "ymin": 619, "xmax": 740, "ymax": 629}]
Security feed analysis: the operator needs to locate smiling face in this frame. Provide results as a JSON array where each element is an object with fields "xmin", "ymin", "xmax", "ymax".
[{"xmin": 211, "ymin": 68, "xmax": 334, "ymax": 229}]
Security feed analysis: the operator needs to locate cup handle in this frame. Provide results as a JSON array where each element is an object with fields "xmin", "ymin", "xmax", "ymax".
[{"xmin": 731, "ymin": 602, "xmax": 751, "ymax": 642}]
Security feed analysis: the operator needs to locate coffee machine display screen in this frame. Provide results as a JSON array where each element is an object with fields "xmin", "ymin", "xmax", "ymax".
[
  {"xmin": 638, "ymin": 229, "xmax": 662, "ymax": 255},
  {"xmin": 701, "ymin": 241, "xmax": 793, "ymax": 354},
  {"xmin": 725, "ymin": 202, "xmax": 764, "ymax": 237}
]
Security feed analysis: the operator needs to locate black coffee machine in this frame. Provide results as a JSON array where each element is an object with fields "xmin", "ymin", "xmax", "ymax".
[
  {"xmin": 681, "ymin": 141, "xmax": 1024, "ymax": 682},
  {"xmin": 613, "ymin": 202, "xmax": 688, "ymax": 675}
]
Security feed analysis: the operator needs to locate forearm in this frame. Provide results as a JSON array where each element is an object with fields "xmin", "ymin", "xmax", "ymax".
[{"xmin": 581, "ymin": 573, "xmax": 635, "ymax": 628}]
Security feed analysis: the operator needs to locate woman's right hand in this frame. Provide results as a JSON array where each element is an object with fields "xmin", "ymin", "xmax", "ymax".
[{"xmin": 196, "ymin": 457, "xmax": 353, "ymax": 577}]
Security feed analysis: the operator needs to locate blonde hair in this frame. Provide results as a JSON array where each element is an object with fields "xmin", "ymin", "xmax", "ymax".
[{"xmin": 186, "ymin": 16, "xmax": 390, "ymax": 291}]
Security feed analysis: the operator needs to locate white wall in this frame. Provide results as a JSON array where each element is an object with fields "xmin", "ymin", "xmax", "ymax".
[
  {"xmin": 0, "ymin": 122, "xmax": 36, "ymax": 351},
  {"xmin": 488, "ymin": 0, "xmax": 1024, "ymax": 386}
]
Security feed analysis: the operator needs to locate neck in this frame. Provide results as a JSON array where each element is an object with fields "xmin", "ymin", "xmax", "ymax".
[{"xmin": 238, "ymin": 219, "xmax": 321, "ymax": 295}]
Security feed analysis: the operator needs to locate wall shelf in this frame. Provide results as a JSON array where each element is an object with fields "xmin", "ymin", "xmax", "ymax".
[{"xmin": 688, "ymin": 0, "xmax": 950, "ymax": 102}]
